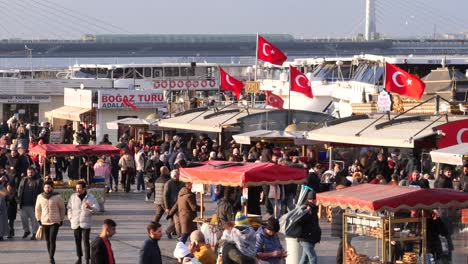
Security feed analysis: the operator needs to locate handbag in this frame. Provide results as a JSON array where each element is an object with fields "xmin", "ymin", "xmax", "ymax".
[{"xmin": 36, "ymin": 226, "xmax": 43, "ymax": 240}]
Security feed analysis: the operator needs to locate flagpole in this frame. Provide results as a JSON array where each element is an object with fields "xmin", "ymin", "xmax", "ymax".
[
  {"xmin": 218, "ymin": 66, "xmax": 221, "ymax": 105},
  {"xmin": 288, "ymin": 65, "xmax": 291, "ymax": 125},
  {"xmin": 255, "ymin": 33, "xmax": 259, "ymax": 81}
]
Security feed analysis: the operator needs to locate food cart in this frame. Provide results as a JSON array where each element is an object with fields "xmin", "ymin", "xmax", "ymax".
[
  {"xmin": 316, "ymin": 184, "xmax": 468, "ymax": 264},
  {"xmin": 29, "ymin": 144, "xmax": 120, "ymax": 210},
  {"xmin": 179, "ymin": 160, "xmax": 307, "ymax": 221}
]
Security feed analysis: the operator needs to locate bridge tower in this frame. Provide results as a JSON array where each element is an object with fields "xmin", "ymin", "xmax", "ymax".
[{"xmin": 365, "ymin": 0, "xmax": 377, "ymax": 40}]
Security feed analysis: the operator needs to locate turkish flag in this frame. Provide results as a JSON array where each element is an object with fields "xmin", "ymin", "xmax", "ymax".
[
  {"xmin": 265, "ymin": 91, "xmax": 284, "ymax": 109},
  {"xmin": 219, "ymin": 67, "xmax": 243, "ymax": 99},
  {"xmin": 289, "ymin": 65, "xmax": 313, "ymax": 98},
  {"xmin": 123, "ymin": 97, "xmax": 139, "ymax": 111},
  {"xmin": 257, "ymin": 35, "xmax": 287, "ymax": 66},
  {"xmin": 385, "ymin": 62, "xmax": 425, "ymax": 100},
  {"xmin": 436, "ymin": 119, "xmax": 468, "ymax": 148}
]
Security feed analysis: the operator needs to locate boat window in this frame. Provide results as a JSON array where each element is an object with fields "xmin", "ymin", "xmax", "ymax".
[
  {"xmin": 205, "ymin": 67, "xmax": 215, "ymax": 80},
  {"xmin": 153, "ymin": 67, "xmax": 163, "ymax": 78},
  {"xmin": 134, "ymin": 67, "xmax": 144, "ymax": 79},
  {"xmin": 143, "ymin": 67, "xmax": 152, "ymax": 78},
  {"xmin": 113, "ymin": 68, "xmax": 124, "ymax": 79},
  {"xmin": 124, "ymin": 68, "xmax": 134, "ymax": 78},
  {"xmin": 20, "ymin": 71, "xmax": 33, "ymax": 79},
  {"xmin": 180, "ymin": 67, "xmax": 195, "ymax": 77},
  {"xmin": 353, "ymin": 64, "xmax": 369, "ymax": 81},
  {"xmin": 164, "ymin": 67, "xmax": 180, "ymax": 77},
  {"xmin": 75, "ymin": 68, "xmax": 97, "ymax": 78},
  {"xmin": 97, "ymin": 68, "xmax": 110, "ymax": 78}
]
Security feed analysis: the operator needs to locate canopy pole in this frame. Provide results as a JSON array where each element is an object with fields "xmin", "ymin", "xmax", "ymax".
[
  {"xmin": 43, "ymin": 155, "xmax": 46, "ymax": 178},
  {"xmin": 200, "ymin": 188, "xmax": 204, "ymax": 219}
]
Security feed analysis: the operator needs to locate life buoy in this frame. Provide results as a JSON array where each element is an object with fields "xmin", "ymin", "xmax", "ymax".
[
  {"xmin": 177, "ymin": 80, "xmax": 184, "ymax": 88},
  {"xmin": 209, "ymin": 80, "xmax": 216, "ymax": 87},
  {"xmin": 161, "ymin": 80, "xmax": 168, "ymax": 88},
  {"xmin": 186, "ymin": 80, "xmax": 192, "ymax": 88},
  {"xmin": 153, "ymin": 80, "xmax": 160, "ymax": 89},
  {"xmin": 170, "ymin": 80, "xmax": 176, "ymax": 88},
  {"xmin": 193, "ymin": 80, "xmax": 199, "ymax": 88},
  {"xmin": 201, "ymin": 80, "xmax": 207, "ymax": 87}
]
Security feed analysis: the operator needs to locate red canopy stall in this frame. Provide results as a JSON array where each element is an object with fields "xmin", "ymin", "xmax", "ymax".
[
  {"xmin": 29, "ymin": 144, "xmax": 82, "ymax": 156},
  {"xmin": 179, "ymin": 160, "xmax": 307, "ymax": 187},
  {"xmin": 29, "ymin": 144, "xmax": 120, "ymax": 180},
  {"xmin": 180, "ymin": 160, "xmax": 307, "ymax": 219},
  {"xmin": 316, "ymin": 184, "xmax": 468, "ymax": 264}
]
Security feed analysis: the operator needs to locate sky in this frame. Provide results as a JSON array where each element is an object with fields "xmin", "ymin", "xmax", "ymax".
[{"xmin": 1, "ymin": 0, "xmax": 467, "ymax": 39}]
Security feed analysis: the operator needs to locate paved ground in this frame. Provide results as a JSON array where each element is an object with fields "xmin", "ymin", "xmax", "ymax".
[{"xmin": 1, "ymin": 190, "xmax": 467, "ymax": 264}]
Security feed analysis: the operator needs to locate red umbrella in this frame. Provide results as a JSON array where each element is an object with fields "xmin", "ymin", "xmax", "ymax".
[
  {"xmin": 316, "ymin": 184, "xmax": 468, "ymax": 213},
  {"xmin": 179, "ymin": 160, "xmax": 307, "ymax": 187}
]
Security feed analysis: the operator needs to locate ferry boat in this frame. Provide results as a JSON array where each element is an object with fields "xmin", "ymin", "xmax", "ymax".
[{"xmin": 258, "ymin": 54, "xmax": 468, "ymax": 117}]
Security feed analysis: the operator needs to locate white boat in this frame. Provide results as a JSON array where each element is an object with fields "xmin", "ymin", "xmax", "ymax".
[{"xmin": 258, "ymin": 54, "xmax": 468, "ymax": 117}]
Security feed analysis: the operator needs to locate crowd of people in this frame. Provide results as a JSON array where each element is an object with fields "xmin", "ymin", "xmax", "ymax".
[{"xmin": 1, "ymin": 118, "xmax": 467, "ymax": 263}]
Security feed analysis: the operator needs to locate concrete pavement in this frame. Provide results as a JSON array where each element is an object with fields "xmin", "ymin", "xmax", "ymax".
[{"xmin": 1, "ymin": 190, "xmax": 467, "ymax": 264}]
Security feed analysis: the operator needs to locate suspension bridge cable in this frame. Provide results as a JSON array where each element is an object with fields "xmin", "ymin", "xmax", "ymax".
[
  {"xmin": 375, "ymin": 0, "xmax": 440, "ymax": 37},
  {"xmin": 411, "ymin": 0, "xmax": 468, "ymax": 32},
  {"xmin": 18, "ymin": 0, "xmax": 100, "ymax": 38},
  {"xmin": 0, "ymin": 0, "xmax": 57, "ymax": 39},
  {"xmin": 4, "ymin": 0, "xmax": 82, "ymax": 39},
  {"xmin": 31, "ymin": 0, "xmax": 131, "ymax": 34}
]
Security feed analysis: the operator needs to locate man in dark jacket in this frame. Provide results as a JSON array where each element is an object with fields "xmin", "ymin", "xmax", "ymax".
[
  {"xmin": 91, "ymin": 219, "xmax": 116, "ymax": 264},
  {"xmin": 435, "ymin": 167, "xmax": 454, "ymax": 189},
  {"xmin": 163, "ymin": 170, "xmax": 184, "ymax": 238},
  {"xmin": 139, "ymin": 221, "xmax": 162, "ymax": 264},
  {"xmin": 367, "ymin": 153, "xmax": 391, "ymax": 182},
  {"xmin": 297, "ymin": 192, "xmax": 321, "ymax": 264},
  {"xmin": 18, "ymin": 167, "xmax": 43, "ymax": 239}
]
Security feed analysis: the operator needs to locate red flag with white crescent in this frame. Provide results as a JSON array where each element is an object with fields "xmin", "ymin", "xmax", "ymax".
[
  {"xmin": 257, "ymin": 35, "xmax": 287, "ymax": 66},
  {"xmin": 265, "ymin": 91, "xmax": 284, "ymax": 109},
  {"xmin": 289, "ymin": 65, "xmax": 313, "ymax": 98},
  {"xmin": 219, "ymin": 67, "xmax": 243, "ymax": 99},
  {"xmin": 385, "ymin": 62, "xmax": 425, "ymax": 100},
  {"xmin": 123, "ymin": 97, "xmax": 139, "ymax": 111}
]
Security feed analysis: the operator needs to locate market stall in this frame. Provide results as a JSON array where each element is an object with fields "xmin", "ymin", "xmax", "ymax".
[
  {"xmin": 29, "ymin": 144, "xmax": 120, "ymax": 210},
  {"xmin": 179, "ymin": 160, "xmax": 307, "ymax": 220},
  {"xmin": 316, "ymin": 184, "xmax": 468, "ymax": 264}
]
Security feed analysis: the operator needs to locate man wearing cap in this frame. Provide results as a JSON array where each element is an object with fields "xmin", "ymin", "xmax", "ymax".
[
  {"xmin": 6, "ymin": 145, "xmax": 21, "ymax": 189},
  {"xmin": 18, "ymin": 166, "xmax": 43, "ymax": 239},
  {"xmin": 221, "ymin": 212, "xmax": 256, "ymax": 264},
  {"xmin": 255, "ymin": 217, "xmax": 286, "ymax": 264}
]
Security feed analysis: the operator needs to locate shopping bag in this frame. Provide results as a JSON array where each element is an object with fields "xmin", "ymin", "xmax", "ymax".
[{"xmin": 36, "ymin": 226, "xmax": 43, "ymax": 240}]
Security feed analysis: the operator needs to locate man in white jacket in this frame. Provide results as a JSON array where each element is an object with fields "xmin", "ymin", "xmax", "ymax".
[{"xmin": 67, "ymin": 181, "xmax": 100, "ymax": 264}]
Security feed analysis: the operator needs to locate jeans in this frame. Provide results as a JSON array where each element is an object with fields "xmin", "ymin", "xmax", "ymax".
[
  {"xmin": 20, "ymin": 206, "xmax": 39, "ymax": 234},
  {"xmin": 109, "ymin": 172, "xmax": 118, "ymax": 190},
  {"xmin": 179, "ymin": 233, "xmax": 189, "ymax": 243},
  {"xmin": 299, "ymin": 241, "xmax": 317, "ymax": 264},
  {"xmin": 74, "ymin": 227, "xmax": 91, "ymax": 260},
  {"xmin": 43, "ymin": 224, "xmax": 60, "ymax": 259},
  {"xmin": 136, "ymin": 170, "xmax": 145, "ymax": 191}
]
